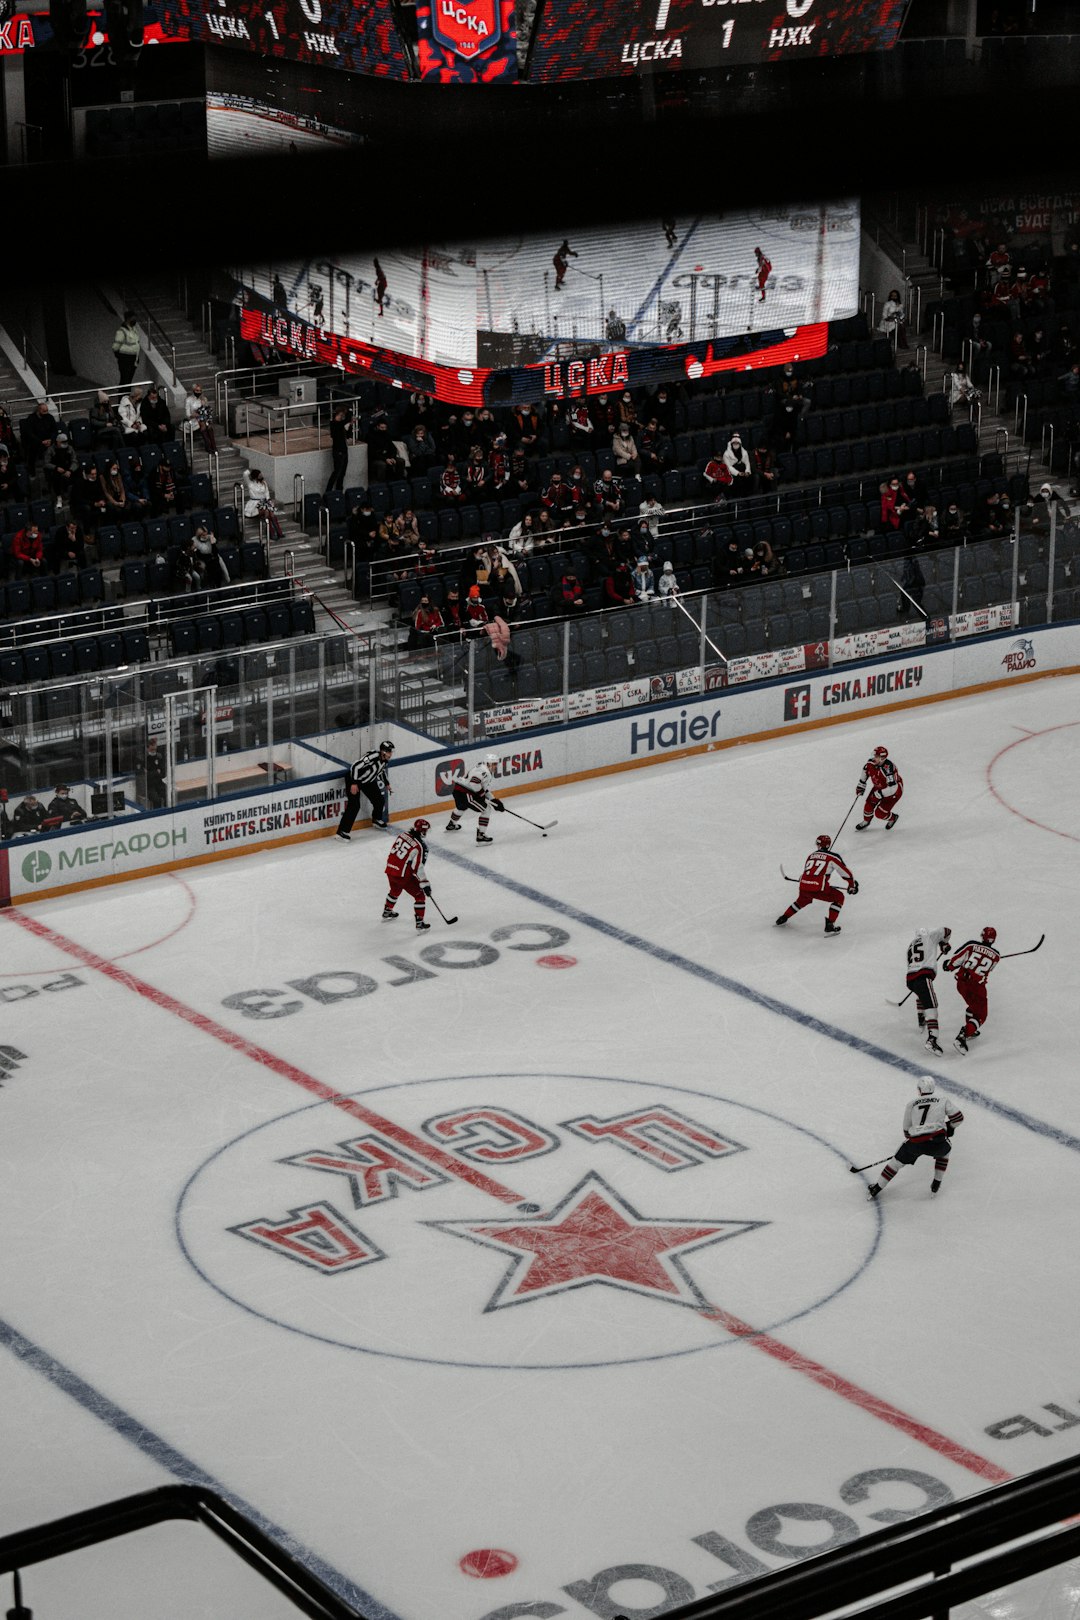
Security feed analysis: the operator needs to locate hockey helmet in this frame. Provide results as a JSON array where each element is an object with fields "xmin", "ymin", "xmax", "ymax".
[
  {"xmin": 379, "ymin": 740, "xmax": 394, "ymax": 753},
  {"xmin": 917, "ymin": 1077, "xmax": 936, "ymax": 1097},
  {"xmin": 872, "ymin": 745, "xmax": 888, "ymax": 760},
  {"xmin": 815, "ymin": 833, "xmax": 831, "ymax": 850},
  {"xmin": 485, "ymin": 753, "xmax": 498, "ymax": 767},
  {"xmin": 411, "ymin": 818, "xmax": 430, "ymax": 835},
  {"xmin": 981, "ymin": 926, "xmax": 997, "ymax": 944}
]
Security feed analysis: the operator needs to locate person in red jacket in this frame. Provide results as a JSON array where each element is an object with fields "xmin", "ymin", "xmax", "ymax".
[
  {"xmin": 559, "ymin": 570, "xmax": 585, "ymax": 611},
  {"xmin": 12, "ymin": 523, "xmax": 44, "ymax": 574},
  {"xmin": 775, "ymin": 834, "xmax": 858, "ymax": 935}
]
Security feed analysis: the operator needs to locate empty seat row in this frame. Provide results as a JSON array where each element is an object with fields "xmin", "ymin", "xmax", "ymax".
[
  {"xmin": 166, "ymin": 599, "xmax": 315, "ymax": 657},
  {"xmin": 0, "ymin": 628, "xmax": 151, "ymax": 688},
  {"xmin": 0, "ymin": 569, "xmax": 105, "ymax": 620}
]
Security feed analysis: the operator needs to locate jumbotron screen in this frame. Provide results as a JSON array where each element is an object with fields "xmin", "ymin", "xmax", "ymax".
[{"xmin": 234, "ymin": 202, "xmax": 859, "ymax": 405}]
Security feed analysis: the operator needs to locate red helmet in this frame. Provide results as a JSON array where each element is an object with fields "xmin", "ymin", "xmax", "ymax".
[
  {"xmin": 816, "ymin": 834, "xmax": 832, "ymax": 850},
  {"xmin": 872, "ymin": 746, "xmax": 889, "ymax": 760},
  {"xmin": 412, "ymin": 819, "xmax": 431, "ymax": 836},
  {"xmin": 981, "ymin": 926, "xmax": 997, "ymax": 944}
]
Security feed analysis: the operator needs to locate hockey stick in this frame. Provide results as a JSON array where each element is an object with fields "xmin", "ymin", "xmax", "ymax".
[
  {"xmin": 833, "ymin": 795, "xmax": 861, "ymax": 844},
  {"xmin": 848, "ymin": 1156, "xmax": 892, "ymax": 1174},
  {"xmin": 885, "ymin": 990, "xmax": 914, "ymax": 1008},
  {"xmin": 999, "ymin": 933, "xmax": 1045, "ymax": 960},
  {"xmin": 427, "ymin": 892, "xmax": 458, "ymax": 927},
  {"xmin": 500, "ymin": 805, "xmax": 558, "ymax": 836},
  {"xmin": 780, "ymin": 864, "xmax": 799, "ymax": 883}
]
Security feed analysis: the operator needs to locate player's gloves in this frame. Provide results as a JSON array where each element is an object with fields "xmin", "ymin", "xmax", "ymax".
[
  {"xmin": 855, "ymin": 783, "xmax": 865, "ymax": 796},
  {"xmin": 421, "ymin": 882, "xmax": 431, "ymax": 896},
  {"xmin": 946, "ymin": 1124, "xmax": 956, "ymax": 1137},
  {"xmin": 492, "ymin": 797, "xmax": 505, "ymax": 812},
  {"xmin": 849, "ymin": 879, "xmax": 859, "ymax": 895}
]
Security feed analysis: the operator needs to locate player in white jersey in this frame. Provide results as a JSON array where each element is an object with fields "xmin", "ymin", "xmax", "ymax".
[
  {"xmin": 905, "ymin": 925, "xmax": 952, "ymax": 1055},
  {"xmin": 445, "ymin": 755, "xmax": 505, "ymax": 845},
  {"xmin": 866, "ymin": 1077, "xmax": 964, "ymax": 1201}
]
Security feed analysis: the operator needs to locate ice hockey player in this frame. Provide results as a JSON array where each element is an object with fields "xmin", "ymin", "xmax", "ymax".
[
  {"xmin": 775, "ymin": 834, "xmax": 858, "ymax": 935},
  {"xmin": 855, "ymin": 745, "xmax": 903, "ymax": 830},
  {"xmin": 866, "ymin": 1077, "xmax": 964, "ymax": 1200},
  {"xmin": 337, "ymin": 740, "xmax": 394, "ymax": 839},
  {"xmin": 905, "ymin": 925, "xmax": 952, "ymax": 1054},
  {"xmin": 383, "ymin": 819, "xmax": 433, "ymax": 931},
  {"xmin": 754, "ymin": 246, "xmax": 772, "ymax": 303},
  {"xmin": 445, "ymin": 755, "xmax": 505, "ymax": 844},
  {"xmin": 944, "ymin": 926, "xmax": 1001, "ymax": 1053}
]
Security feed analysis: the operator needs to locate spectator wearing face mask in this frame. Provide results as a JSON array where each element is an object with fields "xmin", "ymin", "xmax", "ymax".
[
  {"xmin": 722, "ymin": 433, "xmax": 754, "ymax": 497},
  {"xmin": 46, "ymin": 784, "xmax": 87, "ymax": 825},
  {"xmin": 613, "ymin": 422, "xmax": 640, "ymax": 477}
]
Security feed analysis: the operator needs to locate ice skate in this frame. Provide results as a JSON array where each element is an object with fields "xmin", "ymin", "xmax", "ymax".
[
  {"xmin": 476, "ymin": 832, "xmax": 493, "ymax": 844},
  {"xmin": 382, "ymin": 908, "xmax": 398, "ymax": 921},
  {"xmin": 866, "ymin": 1183, "xmax": 880, "ymax": 1201},
  {"xmin": 925, "ymin": 1034, "xmax": 943, "ymax": 1055},
  {"xmin": 415, "ymin": 919, "xmax": 431, "ymax": 931},
  {"xmin": 953, "ymin": 1032, "xmax": 968, "ymax": 1054},
  {"xmin": 854, "ymin": 820, "xmax": 870, "ymax": 831},
  {"xmin": 775, "ymin": 914, "xmax": 789, "ymax": 926},
  {"xmin": 930, "ymin": 1179, "xmax": 941, "ymax": 1197},
  {"xmin": 885, "ymin": 813, "xmax": 898, "ymax": 829},
  {"xmin": 445, "ymin": 820, "xmax": 462, "ymax": 832},
  {"xmin": 824, "ymin": 920, "xmax": 841, "ymax": 935},
  {"xmin": 336, "ymin": 830, "xmax": 351, "ymax": 842}
]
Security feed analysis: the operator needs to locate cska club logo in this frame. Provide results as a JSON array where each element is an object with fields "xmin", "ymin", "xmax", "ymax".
[
  {"xmin": 178, "ymin": 1072, "xmax": 876, "ymax": 1369},
  {"xmin": 431, "ymin": 0, "xmax": 500, "ymax": 58}
]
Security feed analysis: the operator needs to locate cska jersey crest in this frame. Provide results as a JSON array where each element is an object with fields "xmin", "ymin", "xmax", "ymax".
[{"xmin": 430, "ymin": 0, "xmax": 501, "ymax": 59}]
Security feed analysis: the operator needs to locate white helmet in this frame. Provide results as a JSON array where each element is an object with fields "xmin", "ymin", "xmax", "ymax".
[
  {"xmin": 917, "ymin": 1077, "xmax": 936, "ymax": 1097},
  {"xmin": 485, "ymin": 753, "xmax": 498, "ymax": 767}
]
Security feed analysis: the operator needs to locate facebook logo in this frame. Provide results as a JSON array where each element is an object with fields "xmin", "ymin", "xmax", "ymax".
[{"xmin": 784, "ymin": 683, "xmax": 811, "ymax": 722}]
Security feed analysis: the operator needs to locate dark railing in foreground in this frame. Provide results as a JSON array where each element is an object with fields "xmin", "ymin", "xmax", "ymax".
[
  {"xmin": 0, "ymin": 1484, "xmax": 358, "ymax": 1620},
  {"xmin": 2, "ymin": 1455, "xmax": 1080, "ymax": 1619}
]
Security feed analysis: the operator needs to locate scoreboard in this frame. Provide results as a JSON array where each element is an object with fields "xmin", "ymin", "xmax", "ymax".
[
  {"xmin": 171, "ymin": 0, "xmax": 907, "ymax": 78},
  {"xmin": 529, "ymin": 0, "xmax": 910, "ymax": 79}
]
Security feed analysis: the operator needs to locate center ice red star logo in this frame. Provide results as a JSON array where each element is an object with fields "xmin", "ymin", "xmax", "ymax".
[{"xmin": 428, "ymin": 1172, "xmax": 766, "ymax": 1311}]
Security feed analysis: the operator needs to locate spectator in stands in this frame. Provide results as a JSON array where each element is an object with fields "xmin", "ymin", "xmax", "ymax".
[
  {"xmin": 998, "ymin": 493, "xmax": 1015, "ymax": 530},
  {"xmin": 474, "ymin": 407, "xmax": 499, "ymax": 450},
  {"xmin": 613, "ymin": 423, "xmax": 640, "ymax": 478},
  {"xmin": 617, "ymin": 391, "xmax": 638, "ymax": 430},
  {"xmin": 173, "ymin": 535, "xmax": 202, "ymax": 592},
  {"xmin": 124, "ymin": 455, "xmax": 152, "ymax": 520},
  {"xmin": 348, "ymin": 497, "xmax": 379, "ymax": 561},
  {"xmin": 568, "ymin": 400, "xmax": 594, "ymax": 452},
  {"xmin": 510, "ymin": 403, "xmax": 544, "ymax": 456},
  {"xmin": 489, "ymin": 433, "xmax": 511, "ymax": 491},
  {"xmin": 23, "ymin": 399, "xmax": 60, "ymax": 480},
  {"xmin": 897, "ymin": 553, "xmax": 926, "ymax": 615},
  {"xmin": 140, "ymin": 384, "xmax": 173, "ymax": 443},
  {"xmin": 71, "ymin": 462, "xmax": 109, "ymax": 534},
  {"xmin": 405, "ymin": 421, "xmax": 437, "ymax": 477},
  {"xmin": 632, "ymin": 555, "xmax": 656, "ymax": 601},
  {"xmin": 150, "ymin": 457, "xmax": 184, "ymax": 517},
  {"xmin": 594, "ymin": 468, "xmax": 625, "ymax": 519},
  {"xmin": 12, "ymin": 793, "xmax": 46, "ymax": 835},
  {"xmin": 0, "ymin": 446, "xmax": 19, "ymax": 504},
  {"xmin": 658, "ymin": 561, "xmax": 679, "ymax": 601},
  {"xmin": 974, "ymin": 489, "xmax": 1007, "ymax": 536},
  {"xmin": 752, "ymin": 536, "xmax": 777, "ymax": 576},
  {"xmin": 1009, "ymin": 328, "xmax": 1035, "ymax": 380},
  {"xmin": 720, "ymin": 537, "xmax": 749, "ymax": 585},
  {"xmin": 90, "ymin": 390, "xmax": 124, "ymax": 449},
  {"xmin": 43, "ymin": 432, "xmax": 76, "ymax": 507},
  {"xmin": 49, "ymin": 518, "xmax": 87, "ymax": 573},
  {"xmin": 408, "ymin": 594, "xmax": 444, "ymax": 650},
  {"xmin": 591, "ymin": 393, "xmax": 619, "ymax": 440},
  {"xmin": 0, "ymin": 403, "xmax": 18, "ymax": 458},
  {"xmin": 465, "ymin": 445, "xmax": 491, "ymax": 500},
  {"xmin": 561, "ymin": 464, "xmax": 587, "ymax": 509},
  {"xmin": 509, "ymin": 446, "xmax": 534, "ymax": 495},
  {"xmin": 948, "ymin": 363, "xmax": 980, "ymax": 410},
  {"xmin": 46, "ymin": 784, "xmax": 87, "ymax": 824},
  {"xmin": 880, "ymin": 289, "xmax": 908, "ymax": 350},
  {"xmin": 112, "ymin": 311, "xmax": 141, "ymax": 385},
  {"xmin": 325, "ymin": 407, "xmax": 350, "ymax": 494},
  {"xmin": 755, "ymin": 439, "xmax": 779, "ymax": 494},
  {"xmin": 118, "ymin": 387, "xmax": 146, "ymax": 445},
  {"xmin": 602, "ymin": 562, "xmax": 636, "ymax": 608},
  {"xmin": 567, "ymin": 505, "xmax": 591, "ymax": 533},
  {"xmin": 639, "ymin": 492, "xmax": 664, "ymax": 539},
  {"xmin": 194, "ymin": 523, "xmax": 229, "ymax": 585},
  {"xmin": 900, "ymin": 469, "xmax": 926, "ymax": 515},
  {"xmin": 542, "ymin": 470, "xmax": 573, "ymax": 524},
  {"xmin": 464, "ymin": 584, "xmax": 489, "ymax": 629},
  {"xmin": 534, "ymin": 508, "xmax": 558, "ymax": 546},
  {"xmin": 647, "ymin": 385, "xmax": 677, "ymax": 436},
  {"xmin": 722, "ymin": 434, "xmax": 754, "ymax": 497},
  {"xmin": 941, "ymin": 500, "xmax": 966, "ymax": 540},
  {"xmin": 102, "ymin": 459, "xmax": 131, "ymax": 523},
  {"xmin": 12, "ymin": 522, "xmax": 44, "ymax": 575},
  {"xmin": 243, "ymin": 468, "xmax": 282, "ymax": 538},
  {"xmin": 185, "ymin": 383, "xmax": 217, "ymax": 454},
  {"xmin": 393, "ymin": 509, "xmax": 421, "ymax": 549},
  {"xmin": 704, "ymin": 451, "xmax": 732, "ymax": 500},
  {"xmin": 559, "ymin": 569, "xmax": 585, "ymax": 611},
  {"xmin": 439, "ymin": 584, "xmax": 462, "ymax": 631},
  {"xmin": 879, "ymin": 478, "xmax": 904, "ymax": 534},
  {"xmin": 367, "ymin": 420, "xmax": 405, "ymax": 483},
  {"xmin": 491, "ymin": 562, "xmax": 521, "ymax": 619},
  {"xmin": 908, "ymin": 503, "xmax": 939, "ymax": 549},
  {"xmin": 775, "ymin": 362, "xmax": 811, "ymax": 419},
  {"xmin": 637, "ymin": 417, "xmax": 671, "ymax": 477},
  {"xmin": 507, "ymin": 511, "xmax": 537, "ymax": 553},
  {"xmin": 438, "ymin": 453, "xmax": 467, "ymax": 506}
]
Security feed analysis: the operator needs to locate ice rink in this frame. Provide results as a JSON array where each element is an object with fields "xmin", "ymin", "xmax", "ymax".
[{"xmin": 2, "ymin": 673, "xmax": 1079, "ymax": 1620}]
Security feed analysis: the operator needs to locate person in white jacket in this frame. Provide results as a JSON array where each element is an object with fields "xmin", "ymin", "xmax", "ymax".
[
  {"xmin": 243, "ymin": 468, "xmax": 283, "ymax": 538},
  {"xmin": 721, "ymin": 433, "xmax": 754, "ymax": 497},
  {"xmin": 658, "ymin": 561, "xmax": 680, "ymax": 602},
  {"xmin": 185, "ymin": 382, "xmax": 217, "ymax": 453}
]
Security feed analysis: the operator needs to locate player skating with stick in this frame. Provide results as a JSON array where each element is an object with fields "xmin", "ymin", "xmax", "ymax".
[
  {"xmin": 383, "ymin": 819, "xmax": 434, "ymax": 931},
  {"xmin": 552, "ymin": 239, "xmax": 578, "ymax": 291},
  {"xmin": 865, "ymin": 1077, "xmax": 963, "ymax": 1201},
  {"xmin": 445, "ymin": 755, "xmax": 504, "ymax": 845},
  {"xmin": 754, "ymin": 246, "xmax": 772, "ymax": 304},
  {"xmin": 855, "ymin": 745, "xmax": 903, "ymax": 831},
  {"xmin": 903, "ymin": 925, "xmax": 952, "ymax": 1055},
  {"xmin": 945, "ymin": 926, "xmax": 1001, "ymax": 1053},
  {"xmin": 776, "ymin": 834, "xmax": 858, "ymax": 935}
]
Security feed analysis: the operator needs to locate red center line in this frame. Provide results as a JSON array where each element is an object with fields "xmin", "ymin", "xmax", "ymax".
[{"xmin": 8, "ymin": 906, "xmax": 1012, "ymax": 1483}]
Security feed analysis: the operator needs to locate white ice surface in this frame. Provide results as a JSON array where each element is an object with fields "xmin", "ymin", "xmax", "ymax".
[{"xmin": 1, "ymin": 675, "xmax": 1078, "ymax": 1620}]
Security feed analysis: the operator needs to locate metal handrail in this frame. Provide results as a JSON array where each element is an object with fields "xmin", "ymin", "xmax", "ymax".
[
  {"xmin": 18, "ymin": 326, "xmax": 49, "ymax": 395},
  {"xmin": 1042, "ymin": 419, "xmax": 1055, "ymax": 471},
  {"xmin": 932, "ymin": 309, "xmax": 944, "ymax": 354},
  {"xmin": 989, "ymin": 364, "xmax": 1002, "ymax": 412},
  {"xmin": 3, "ymin": 376, "xmax": 163, "ymax": 422},
  {"xmin": 215, "ymin": 357, "xmax": 332, "ymax": 422},
  {"xmin": 293, "ymin": 471, "xmax": 306, "ymax": 522},
  {"xmin": 238, "ymin": 396, "xmax": 334, "ymax": 455}
]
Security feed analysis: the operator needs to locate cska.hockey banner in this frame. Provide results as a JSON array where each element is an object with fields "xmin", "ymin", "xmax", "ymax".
[{"xmin": 416, "ymin": 0, "xmax": 516, "ymax": 81}]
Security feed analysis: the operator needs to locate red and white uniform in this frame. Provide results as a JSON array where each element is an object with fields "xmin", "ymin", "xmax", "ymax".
[
  {"xmin": 857, "ymin": 754, "xmax": 903, "ymax": 823},
  {"xmin": 385, "ymin": 829, "xmax": 428, "ymax": 923},
  {"xmin": 754, "ymin": 248, "xmax": 772, "ymax": 301},
  {"xmin": 799, "ymin": 846, "xmax": 855, "ymax": 908},
  {"xmin": 945, "ymin": 937, "xmax": 1001, "ymax": 1033}
]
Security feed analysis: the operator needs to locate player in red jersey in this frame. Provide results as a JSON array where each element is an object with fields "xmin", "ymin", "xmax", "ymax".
[
  {"xmin": 383, "ymin": 819, "xmax": 433, "ymax": 931},
  {"xmin": 775, "ymin": 834, "xmax": 858, "ymax": 935},
  {"xmin": 944, "ymin": 926, "xmax": 1001, "ymax": 1052},
  {"xmin": 855, "ymin": 745, "xmax": 904, "ymax": 830},
  {"xmin": 754, "ymin": 246, "xmax": 772, "ymax": 304}
]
